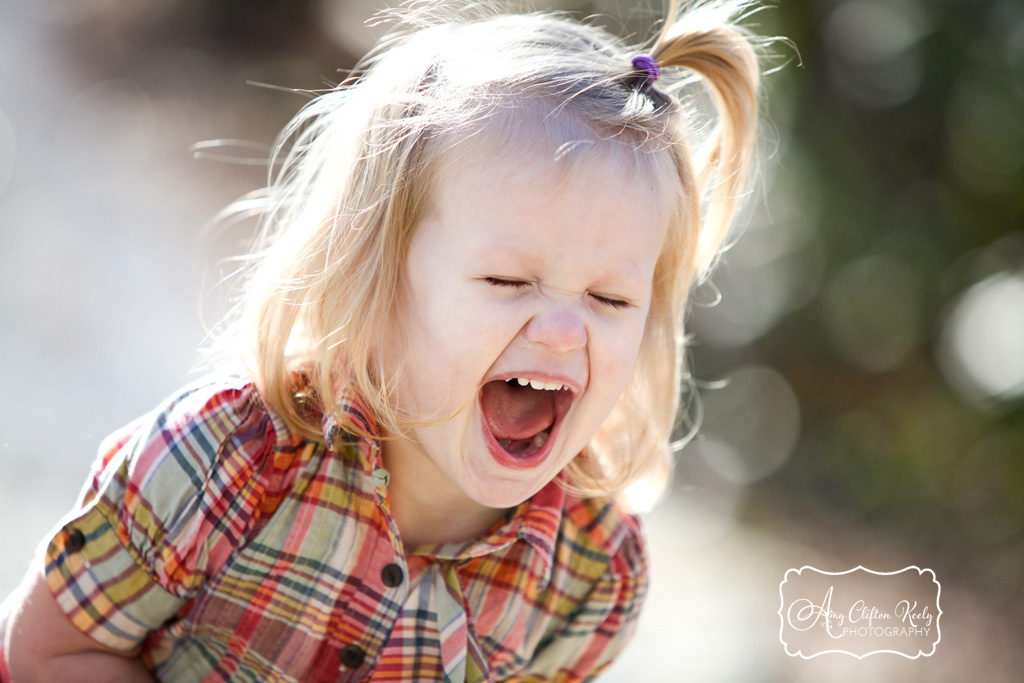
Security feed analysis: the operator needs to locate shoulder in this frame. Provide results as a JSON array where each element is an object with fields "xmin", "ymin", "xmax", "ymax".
[
  {"xmin": 80, "ymin": 373, "xmax": 305, "ymax": 588},
  {"xmin": 106, "ymin": 373, "xmax": 287, "ymax": 480},
  {"xmin": 541, "ymin": 491, "xmax": 649, "ymax": 618},
  {"xmin": 93, "ymin": 376, "xmax": 274, "ymax": 499},
  {"xmin": 127, "ymin": 373, "xmax": 271, "ymax": 448},
  {"xmin": 559, "ymin": 493, "xmax": 648, "ymax": 583},
  {"xmin": 110, "ymin": 371, "xmax": 304, "ymax": 512},
  {"xmin": 502, "ymin": 493, "xmax": 648, "ymax": 680}
]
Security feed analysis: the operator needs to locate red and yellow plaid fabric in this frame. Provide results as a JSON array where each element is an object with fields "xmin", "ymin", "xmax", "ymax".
[{"xmin": 29, "ymin": 375, "xmax": 647, "ymax": 682}]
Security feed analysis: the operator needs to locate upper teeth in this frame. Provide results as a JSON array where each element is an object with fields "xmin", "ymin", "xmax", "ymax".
[{"xmin": 510, "ymin": 378, "xmax": 565, "ymax": 391}]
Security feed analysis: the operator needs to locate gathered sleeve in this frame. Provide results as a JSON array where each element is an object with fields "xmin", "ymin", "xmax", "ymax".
[{"xmin": 42, "ymin": 376, "xmax": 279, "ymax": 652}]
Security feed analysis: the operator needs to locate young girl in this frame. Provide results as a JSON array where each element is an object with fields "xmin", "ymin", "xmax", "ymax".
[{"xmin": 2, "ymin": 1, "xmax": 766, "ymax": 680}]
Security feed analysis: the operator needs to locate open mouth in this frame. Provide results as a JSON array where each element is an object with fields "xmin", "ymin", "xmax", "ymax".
[{"xmin": 479, "ymin": 377, "xmax": 574, "ymax": 465}]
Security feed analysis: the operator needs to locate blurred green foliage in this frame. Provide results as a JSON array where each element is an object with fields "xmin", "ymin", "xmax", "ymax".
[{"xmin": 725, "ymin": 0, "xmax": 1024, "ymax": 605}]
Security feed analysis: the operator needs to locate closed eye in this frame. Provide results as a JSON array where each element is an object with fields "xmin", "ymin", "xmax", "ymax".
[
  {"xmin": 486, "ymin": 277, "xmax": 634, "ymax": 310},
  {"xmin": 590, "ymin": 293, "xmax": 633, "ymax": 310},
  {"xmin": 485, "ymin": 277, "xmax": 531, "ymax": 289}
]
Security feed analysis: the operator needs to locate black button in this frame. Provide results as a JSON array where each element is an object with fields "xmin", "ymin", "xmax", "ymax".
[
  {"xmin": 339, "ymin": 644, "xmax": 366, "ymax": 669},
  {"xmin": 381, "ymin": 563, "xmax": 404, "ymax": 588},
  {"xmin": 65, "ymin": 528, "xmax": 86, "ymax": 553}
]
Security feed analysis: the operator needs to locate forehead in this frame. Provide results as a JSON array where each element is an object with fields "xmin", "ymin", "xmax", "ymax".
[
  {"xmin": 432, "ymin": 101, "xmax": 675, "ymax": 193},
  {"xmin": 428, "ymin": 104, "xmax": 675, "ymax": 216},
  {"xmin": 414, "ymin": 134, "xmax": 672, "ymax": 285}
]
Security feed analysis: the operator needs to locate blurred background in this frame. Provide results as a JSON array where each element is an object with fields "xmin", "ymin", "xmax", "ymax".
[{"xmin": 1, "ymin": 0, "xmax": 1022, "ymax": 680}]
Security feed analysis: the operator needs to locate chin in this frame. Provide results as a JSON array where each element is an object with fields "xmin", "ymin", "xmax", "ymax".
[{"xmin": 464, "ymin": 474, "xmax": 551, "ymax": 510}]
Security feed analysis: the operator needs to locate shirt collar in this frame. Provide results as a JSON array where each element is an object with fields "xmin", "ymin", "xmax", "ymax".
[
  {"xmin": 321, "ymin": 386, "xmax": 383, "ymax": 469},
  {"xmin": 320, "ymin": 384, "xmax": 564, "ymax": 590},
  {"xmin": 411, "ymin": 479, "xmax": 564, "ymax": 590},
  {"xmin": 320, "ymin": 387, "xmax": 394, "ymax": 511}
]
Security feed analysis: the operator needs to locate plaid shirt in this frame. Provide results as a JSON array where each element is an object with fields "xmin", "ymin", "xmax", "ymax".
[{"xmin": 20, "ymin": 374, "xmax": 647, "ymax": 682}]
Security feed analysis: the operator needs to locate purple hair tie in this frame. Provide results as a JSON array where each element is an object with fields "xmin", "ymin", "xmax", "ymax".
[{"xmin": 631, "ymin": 54, "xmax": 661, "ymax": 83}]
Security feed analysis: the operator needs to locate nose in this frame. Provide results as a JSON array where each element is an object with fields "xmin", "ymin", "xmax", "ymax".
[{"xmin": 524, "ymin": 304, "xmax": 587, "ymax": 355}]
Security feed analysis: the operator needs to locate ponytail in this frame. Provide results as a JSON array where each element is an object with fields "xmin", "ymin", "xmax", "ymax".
[{"xmin": 652, "ymin": 0, "xmax": 762, "ymax": 278}]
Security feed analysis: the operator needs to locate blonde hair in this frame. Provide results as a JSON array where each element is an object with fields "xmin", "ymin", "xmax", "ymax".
[{"xmin": 216, "ymin": 0, "xmax": 767, "ymax": 502}]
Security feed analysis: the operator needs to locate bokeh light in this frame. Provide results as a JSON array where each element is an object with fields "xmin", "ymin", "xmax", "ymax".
[
  {"xmin": 824, "ymin": 0, "xmax": 928, "ymax": 107},
  {"xmin": 700, "ymin": 365, "xmax": 801, "ymax": 485},
  {"xmin": 938, "ymin": 270, "xmax": 1024, "ymax": 403},
  {"xmin": 691, "ymin": 173, "xmax": 824, "ymax": 347}
]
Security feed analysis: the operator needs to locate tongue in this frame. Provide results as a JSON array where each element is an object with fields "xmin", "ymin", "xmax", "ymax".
[{"xmin": 480, "ymin": 381, "xmax": 555, "ymax": 440}]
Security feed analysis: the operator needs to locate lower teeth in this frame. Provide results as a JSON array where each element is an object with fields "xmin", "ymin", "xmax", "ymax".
[{"xmin": 498, "ymin": 430, "xmax": 550, "ymax": 454}]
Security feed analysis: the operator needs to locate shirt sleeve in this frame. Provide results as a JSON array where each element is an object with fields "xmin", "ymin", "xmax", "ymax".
[
  {"xmin": 509, "ymin": 516, "xmax": 650, "ymax": 683},
  {"xmin": 42, "ymin": 376, "xmax": 278, "ymax": 652}
]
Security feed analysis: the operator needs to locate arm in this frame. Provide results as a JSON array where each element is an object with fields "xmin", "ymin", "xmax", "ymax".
[
  {"xmin": 5, "ymin": 377, "xmax": 277, "ymax": 681},
  {"xmin": 5, "ymin": 565, "xmax": 153, "ymax": 683}
]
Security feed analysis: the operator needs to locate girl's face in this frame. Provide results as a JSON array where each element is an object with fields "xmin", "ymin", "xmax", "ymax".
[{"xmin": 383, "ymin": 146, "xmax": 670, "ymax": 516}]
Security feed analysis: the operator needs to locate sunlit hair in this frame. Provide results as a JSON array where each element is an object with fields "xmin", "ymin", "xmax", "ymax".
[{"xmin": 214, "ymin": 0, "xmax": 768, "ymax": 505}]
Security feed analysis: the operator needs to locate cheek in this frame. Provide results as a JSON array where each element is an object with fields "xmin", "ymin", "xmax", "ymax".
[
  {"xmin": 397, "ymin": 292, "xmax": 514, "ymax": 413},
  {"xmin": 591, "ymin": 313, "xmax": 649, "ymax": 389}
]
